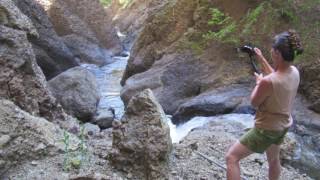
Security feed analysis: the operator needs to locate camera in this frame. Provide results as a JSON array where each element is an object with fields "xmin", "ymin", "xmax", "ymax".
[{"xmin": 240, "ymin": 45, "xmax": 256, "ymax": 56}]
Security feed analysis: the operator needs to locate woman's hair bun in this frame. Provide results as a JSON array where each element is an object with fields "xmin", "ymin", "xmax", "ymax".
[{"xmin": 288, "ymin": 29, "xmax": 304, "ymax": 55}]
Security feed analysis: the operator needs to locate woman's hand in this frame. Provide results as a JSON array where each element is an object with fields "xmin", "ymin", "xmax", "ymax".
[
  {"xmin": 254, "ymin": 48, "xmax": 263, "ymax": 58},
  {"xmin": 254, "ymin": 72, "xmax": 263, "ymax": 85}
]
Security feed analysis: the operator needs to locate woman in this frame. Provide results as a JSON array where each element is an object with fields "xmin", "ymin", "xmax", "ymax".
[{"xmin": 226, "ymin": 30, "xmax": 303, "ymax": 180}]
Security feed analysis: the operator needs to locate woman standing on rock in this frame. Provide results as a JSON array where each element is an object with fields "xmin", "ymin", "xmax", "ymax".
[{"xmin": 226, "ymin": 30, "xmax": 303, "ymax": 180}]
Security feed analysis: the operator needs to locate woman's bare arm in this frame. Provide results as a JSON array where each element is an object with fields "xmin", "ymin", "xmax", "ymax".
[
  {"xmin": 254, "ymin": 48, "xmax": 274, "ymax": 75},
  {"xmin": 251, "ymin": 73, "xmax": 272, "ymax": 107}
]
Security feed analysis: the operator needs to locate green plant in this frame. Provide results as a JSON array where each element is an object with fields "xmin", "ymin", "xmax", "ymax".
[
  {"xmin": 204, "ymin": 8, "xmax": 237, "ymax": 43},
  {"xmin": 62, "ymin": 131, "xmax": 71, "ymax": 171},
  {"xmin": 100, "ymin": 0, "xmax": 112, "ymax": 7},
  {"xmin": 61, "ymin": 125, "xmax": 88, "ymax": 172},
  {"xmin": 119, "ymin": 0, "xmax": 133, "ymax": 9},
  {"xmin": 242, "ymin": 2, "xmax": 265, "ymax": 35}
]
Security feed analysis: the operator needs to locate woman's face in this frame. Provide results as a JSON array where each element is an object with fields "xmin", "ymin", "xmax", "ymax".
[{"xmin": 271, "ymin": 47, "xmax": 280, "ymax": 69}]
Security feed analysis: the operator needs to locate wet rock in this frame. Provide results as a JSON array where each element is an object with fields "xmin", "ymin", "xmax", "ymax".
[
  {"xmin": 13, "ymin": 0, "xmax": 79, "ymax": 80},
  {"xmin": 92, "ymin": 108, "xmax": 115, "ymax": 129},
  {"xmin": 0, "ymin": 99, "xmax": 79, "ymax": 175},
  {"xmin": 172, "ymin": 86, "xmax": 249, "ymax": 124},
  {"xmin": 48, "ymin": 66, "xmax": 100, "ymax": 122},
  {"xmin": 62, "ymin": 34, "xmax": 112, "ymax": 66},
  {"xmin": 111, "ymin": 89, "xmax": 172, "ymax": 179}
]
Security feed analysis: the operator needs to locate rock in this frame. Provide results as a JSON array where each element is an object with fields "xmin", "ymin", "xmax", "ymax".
[
  {"xmin": 172, "ymin": 86, "xmax": 249, "ymax": 124},
  {"xmin": 110, "ymin": 89, "xmax": 172, "ymax": 179},
  {"xmin": 62, "ymin": 0, "xmax": 123, "ymax": 54},
  {"xmin": 299, "ymin": 58, "xmax": 320, "ymax": 113},
  {"xmin": 83, "ymin": 123, "xmax": 100, "ymax": 136},
  {"xmin": 280, "ymin": 132, "xmax": 299, "ymax": 161},
  {"xmin": 169, "ymin": 114, "xmax": 313, "ymax": 179},
  {"xmin": 13, "ymin": 0, "xmax": 79, "ymax": 80},
  {"xmin": 0, "ymin": 11, "xmax": 67, "ymax": 122},
  {"xmin": 0, "ymin": 135, "xmax": 11, "ymax": 148},
  {"xmin": 48, "ymin": 66, "xmax": 100, "ymax": 122},
  {"xmin": 0, "ymin": 0, "xmax": 37, "ymax": 37},
  {"xmin": 0, "ymin": 99, "xmax": 79, "ymax": 175},
  {"xmin": 62, "ymin": 34, "xmax": 112, "ymax": 66},
  {"xmin": 92, "ymin": 108, "xmax": 115, "ymax": 129},
  {"xmin": 45, "ymin": 0, "xmax": 122, "ymax": 55},
  {"xmin": 69, "ymin": 173, "xmax": 109, "ymax": 180},
  {"xmin": 292, "ymin": 95, "xmax": 320, "ymax": 130},
  {"xmin": 119, "ymin": 0, "xmax": 252, "ymax": 116}
]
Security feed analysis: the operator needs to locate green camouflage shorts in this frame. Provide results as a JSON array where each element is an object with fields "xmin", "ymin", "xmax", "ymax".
[{"xmin": 240, "ymin": 127, "xmax": 288, "ymax": 153}]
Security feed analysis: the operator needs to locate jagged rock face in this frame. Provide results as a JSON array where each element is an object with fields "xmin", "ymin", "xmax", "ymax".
[
  {"xmin": 48, "ymin": 66, "xmax": 100, "ymax": 122},
  {"xmin": 13, "ymin": 0, "xmax": 79, "ymax": 80},
  {"xmin": 0, "ymin": 99, "xmax": 79, "ymax": 174},
  {"xmin": 44, "ymin": 0, "xmax": 122, "ymax": 55},
  {"xmin": 0, "ymin": 3, "xmax": 67, "ymax": 122},
  {"xmin": 111, "ymin": 89, "xmax": 172, "ymax": 179}
]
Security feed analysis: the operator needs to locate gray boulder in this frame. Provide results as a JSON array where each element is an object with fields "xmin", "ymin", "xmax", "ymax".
[
  {"xmin": 111, "ymin": 89, "xmax": 172, "ymax": 179},
  {"xmin": 92, "ymin": 108, "xmax": 115, "ymax": 129},
  {"xmin": 48, "ymin": 66, "xmax": 100, "ymax": 122},
  {"xmin": 13, "ymin": 0, "xmax": 79, "ymax": 80},
  {"xmin": 0, "ymin": 99, "xmax": 79, "ymax": 174},
  {"xmin": 172, "ymin": 86, "xmax": 250, "ymax": 124},
  {"xmin": 62, "ymin": 34, "xmax": 112, "ymax": 66}
]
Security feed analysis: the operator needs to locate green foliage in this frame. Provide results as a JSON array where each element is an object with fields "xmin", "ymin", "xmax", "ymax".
[
  {"xmin": 119, "ymin": 0, "xmax": 133, "ymax": 8},
  {"xmin": 204, "ymin": 8, "xmax": 238, "ymax": 43},
  {"xmin": 61, "ymin": 125, "xmax": 88, "ymax": 172},
  {"xmin": 242, "ymin": 2, "xmax": 265, "ymax": 35},
  {"xmin": 208, "ymin": 8, "xmax": 231, "ymax": 26},
  {"xmin": 100, "ymin": 0, "xmax": 112, "ymax": 7}
]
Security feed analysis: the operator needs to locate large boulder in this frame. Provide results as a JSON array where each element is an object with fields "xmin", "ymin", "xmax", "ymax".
[
  {"xmin": 48, "ymin": 66, "xmax": 100, "ymax": 122},
  {"xmin": 172, "ymin": 85, "xmax": 250, "ymax": 124},
  {"xmin": 13, "ymin": 0, "xmax": 79, "ymax": 80},
  {"xmin": 0, "ymin": 99, "xmax": 79, "ymax": 174},
  {"xmin": 62, "ymin": 34, "xmax": 112, "ymax": 66},
  {"xmin": 0, "ymin": 3, "xmax": 67, "ymax": 122},
  {"xmin": 110, "ymin": 89, "xmax": 172, "ymax": 179}
]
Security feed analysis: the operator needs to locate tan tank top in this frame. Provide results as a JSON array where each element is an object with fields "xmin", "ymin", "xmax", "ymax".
[{"xmin": 254, "ymin": 66, "xmax": 300, "ymax": 131}]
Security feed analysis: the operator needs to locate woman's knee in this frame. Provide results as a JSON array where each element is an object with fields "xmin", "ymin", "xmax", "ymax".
[{"xmin": 225, "ymin": 151, "xmax": 240, "ymax": 164}]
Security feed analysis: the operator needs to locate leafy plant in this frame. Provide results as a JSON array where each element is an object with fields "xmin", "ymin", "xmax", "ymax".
[
  {"xmin": 204, "ymin": 8, "xmax": 237, "ymax": 43},
  {"xmin": 100, "ymin": 0, "xmax": 112, "ymax": 7},
  {"xmin": 61, "ymin": 125, "xmax": 88, "ymax": 172}
]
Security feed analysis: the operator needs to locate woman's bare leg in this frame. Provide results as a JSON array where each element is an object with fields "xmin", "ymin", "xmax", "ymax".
[
  {"xmin": 225, "ymin": 141, "xmax": 253, "ymax": 180},
  {"xmin": 266, "ymin": 144, "xmax": 281, "ymax": 180}
]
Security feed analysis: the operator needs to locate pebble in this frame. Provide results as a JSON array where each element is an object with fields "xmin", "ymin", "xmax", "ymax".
[
  {"xmin": 31, "ymin": 161, "xmax": 38, "ymax": 166},
  {"xmin": 0, "ymin": 135, "xmax": 11, "ymax": 147}
]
